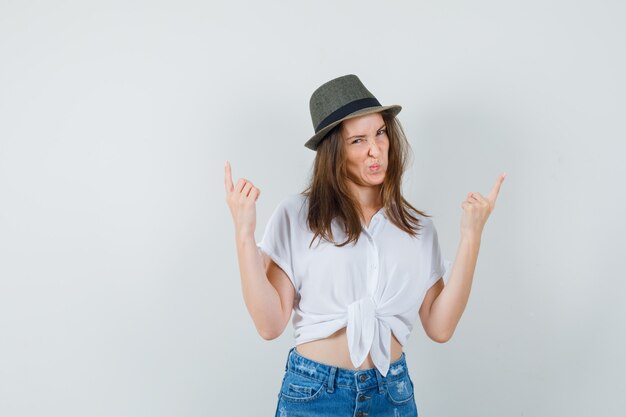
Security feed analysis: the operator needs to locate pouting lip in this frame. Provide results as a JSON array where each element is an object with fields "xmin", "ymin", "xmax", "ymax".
[{"xmin": 369, "ymin": 164, "xmax": 381, "ymax": 169}]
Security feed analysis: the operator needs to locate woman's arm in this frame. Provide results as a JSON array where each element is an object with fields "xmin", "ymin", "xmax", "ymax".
[
  {"xmin": 419, "ymin": 235, "xmax": 481, "ymax": 342},
  {"xmin": 225, "ymin": 161, "xmax": 295, "ymax": 340},
  {"xmin": 419, "ymin": 173, "xmax": 505, "ymax": 342},
  {"xmin": 236, "ymin": 236, "xmax": 295, "ymax": 340}
]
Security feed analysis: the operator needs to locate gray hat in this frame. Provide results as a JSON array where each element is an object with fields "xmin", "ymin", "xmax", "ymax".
[{"xmin": 305, "ymin": 74, "xmax": 402, "ymax": 150}]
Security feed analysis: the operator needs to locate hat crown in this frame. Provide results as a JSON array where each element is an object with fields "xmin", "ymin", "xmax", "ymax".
[{"xmin": 309, "ymin": 74, "xmax": 376, "ymax": 132}]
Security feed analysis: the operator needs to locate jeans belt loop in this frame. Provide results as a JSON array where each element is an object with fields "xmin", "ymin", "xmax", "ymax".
[
  {"xmin": 326, "ymin": 366, "xmax": 337, "ymax": 393},
  {"xmin": 375, "ymin": 368, "xmax": 385, "ymax": 393}
]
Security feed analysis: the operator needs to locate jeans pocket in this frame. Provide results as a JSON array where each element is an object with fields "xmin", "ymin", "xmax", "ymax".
[
  {"xmin": 279, "ymin": 370, "xmax": 327, "ymax": 403},
  {"xmin": 385, "ymin": 374, "xmax": 415, "ymax": 406}
]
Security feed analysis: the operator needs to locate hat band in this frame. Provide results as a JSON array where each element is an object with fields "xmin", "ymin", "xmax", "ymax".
[{"xmin": 315, "ymin": 97, "xmax": 381, "ymax": 133}]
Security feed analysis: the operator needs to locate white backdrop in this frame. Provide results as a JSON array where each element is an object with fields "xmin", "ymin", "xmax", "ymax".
[{"xmin": 1, "ymin": 1, "xmax": 625, "ymax": 416}]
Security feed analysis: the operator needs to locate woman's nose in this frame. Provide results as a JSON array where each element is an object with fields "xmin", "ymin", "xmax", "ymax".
[{"xmin": 368, "ymin": 140, "xmax": 381, "ymax": 157}]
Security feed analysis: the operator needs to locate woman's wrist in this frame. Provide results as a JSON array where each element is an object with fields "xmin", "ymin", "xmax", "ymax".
[
  {"xmin": 459, "ymin": 232, "xmax": 482, "ymax": 245},
  {"xmin": 236, "ymin": 232, "xmax": 257, "ymax": 249}
]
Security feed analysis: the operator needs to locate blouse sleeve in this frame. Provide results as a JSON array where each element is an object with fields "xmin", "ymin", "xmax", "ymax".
[
  {"xmin": 425, "ymin": 219, "xmax": 453, "ymax": 290},
  {"xmin": 256, "ymin": 199, "xmax": 298, "ymax": 290}
]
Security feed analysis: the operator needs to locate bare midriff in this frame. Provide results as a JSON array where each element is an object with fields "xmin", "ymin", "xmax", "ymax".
[{"xmin": 295, "ymin": 327, "xmax": 403, "ymax": 370}]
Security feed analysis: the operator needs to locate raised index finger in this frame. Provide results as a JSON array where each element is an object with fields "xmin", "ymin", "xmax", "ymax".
[
  {"xmin": 224, "ymin": 160, "xmax": 234, "ymax": 193},
  {"xmin": 488, "ymin": 172, "xmax": 506, "ymax": 204}
]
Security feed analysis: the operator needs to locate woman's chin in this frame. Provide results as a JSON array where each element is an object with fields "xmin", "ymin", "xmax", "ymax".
[{"xmin": 363, "ymin": 174, "xmax": 385, "ymax": 186}]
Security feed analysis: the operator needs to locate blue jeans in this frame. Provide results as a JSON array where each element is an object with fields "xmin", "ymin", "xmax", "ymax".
[{"xmin": 275, "ymin": 347, "xmax": 419, "ymax": 417}]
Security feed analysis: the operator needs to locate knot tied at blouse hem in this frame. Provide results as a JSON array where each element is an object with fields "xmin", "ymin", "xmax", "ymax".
[{"xmin": 346, "ymin": 297, "xmax": 393, "ymax": 377}]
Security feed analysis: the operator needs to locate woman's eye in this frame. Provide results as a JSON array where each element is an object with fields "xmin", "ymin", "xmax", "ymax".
[
  {"xmin": 351, "ymin": 138, "xmax": 363, "ymax": 144},
  {"xmin": 377, "ymin": 129, "xmax": 387, "ymax": 136}
]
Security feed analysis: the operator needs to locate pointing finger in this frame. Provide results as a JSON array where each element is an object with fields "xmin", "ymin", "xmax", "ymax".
[
  {"xmin": 488, "ymin": 172, "xmax": 506, "ymax": 204},
  {"xmin": 224, "ymin": 161, "xmax": 234, "ymax": 193}
]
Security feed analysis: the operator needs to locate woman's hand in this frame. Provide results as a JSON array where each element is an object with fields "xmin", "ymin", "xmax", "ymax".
[
  {"xmin": 224, "ymin": 161, "xmax": 261, "ymax": 240},
  {"xmin": 460, "ymin": 173, "xmax": 506, "ymax": 239}
]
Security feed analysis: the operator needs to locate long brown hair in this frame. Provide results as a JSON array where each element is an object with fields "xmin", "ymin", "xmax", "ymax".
[{"xmin": 301, "ymin": 110, "xmax": 431, "ymax": 247}]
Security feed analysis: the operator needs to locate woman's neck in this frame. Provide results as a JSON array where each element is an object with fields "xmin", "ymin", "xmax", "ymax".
[{"xmin": 348, "ymin": 182, "xmax": 383, "ymax": 211}]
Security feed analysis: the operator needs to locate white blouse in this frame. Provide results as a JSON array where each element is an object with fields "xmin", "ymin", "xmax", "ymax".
[{"xmin": 257, "ymin": 193, "xmax": 452, "ymax": 377}]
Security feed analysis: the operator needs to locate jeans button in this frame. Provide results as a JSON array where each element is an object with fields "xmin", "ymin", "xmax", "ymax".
[
  {"xmin": 359, "ymin": 374, "xmax": 367, "ymax": 382},
  {"xmin": 358, "ymin": 394, "xmax": 367, "ymax": 402}
]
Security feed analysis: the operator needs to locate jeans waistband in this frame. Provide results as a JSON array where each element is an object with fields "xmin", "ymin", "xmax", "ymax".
[{"xmin": 284, "ymin": 346, "xmax": 409, "ymax": 393}]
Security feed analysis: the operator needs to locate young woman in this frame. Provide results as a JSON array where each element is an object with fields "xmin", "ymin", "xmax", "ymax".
[{"xmin": 225, "ymin": 74, "xmax": 505, "ymax": 416}]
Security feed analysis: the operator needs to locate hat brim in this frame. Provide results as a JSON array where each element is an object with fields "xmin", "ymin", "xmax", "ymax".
[{"xmin": 304, "ymin": 104, "xmax": 402, "ymax": 151}]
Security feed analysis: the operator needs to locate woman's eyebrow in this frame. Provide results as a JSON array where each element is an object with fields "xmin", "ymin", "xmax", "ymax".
[{"xmin": 345, "ymin": 124, "xmax": 386, "ymax": 141}]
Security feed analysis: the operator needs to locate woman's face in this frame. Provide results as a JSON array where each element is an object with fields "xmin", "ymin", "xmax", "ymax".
[{"xmin": 340, "ymin": 112, "xmax": 389, "ymax": 189}]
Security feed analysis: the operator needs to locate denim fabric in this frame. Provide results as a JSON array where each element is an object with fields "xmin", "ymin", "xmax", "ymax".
[{"xmin": 274, "ymin": 347, "xmax": 418, "ymax": 417}]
